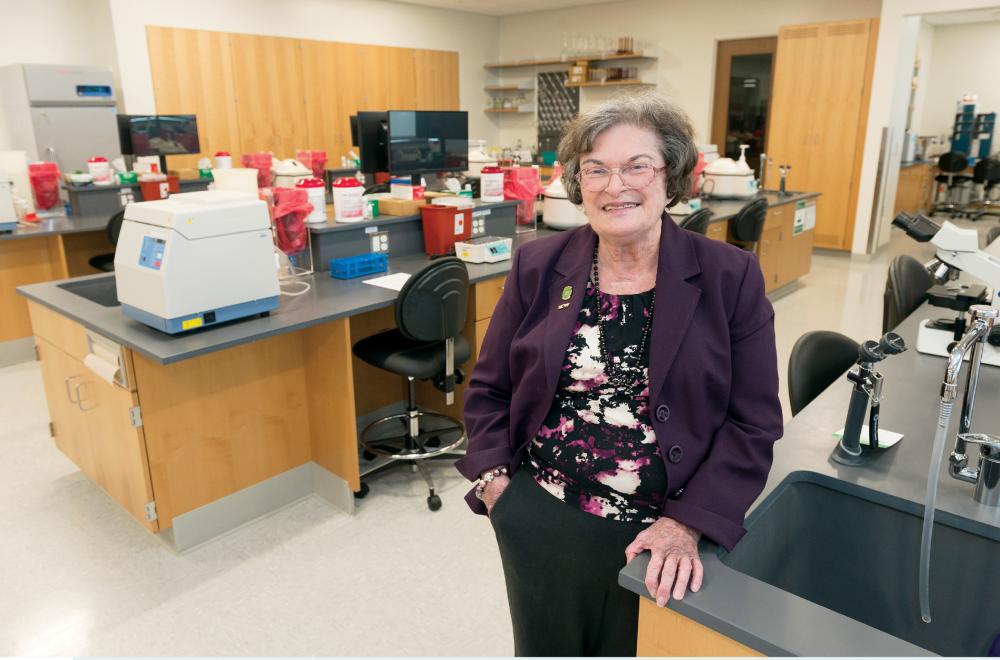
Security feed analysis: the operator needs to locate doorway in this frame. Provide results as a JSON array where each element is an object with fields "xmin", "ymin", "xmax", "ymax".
[{"xmin": 711, "ymin": 37, "xmax": 778, "ymax": 176}]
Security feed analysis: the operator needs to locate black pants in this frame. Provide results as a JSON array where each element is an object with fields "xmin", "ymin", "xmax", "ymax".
[{"xmin": 490, "ymin": 469, "xmax": 649, "ymax": 657}]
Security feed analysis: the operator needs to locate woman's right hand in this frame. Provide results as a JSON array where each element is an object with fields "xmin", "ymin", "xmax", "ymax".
[{"xmin": 483, "ymin": 474, "xmax": 512, "ymax": 514}]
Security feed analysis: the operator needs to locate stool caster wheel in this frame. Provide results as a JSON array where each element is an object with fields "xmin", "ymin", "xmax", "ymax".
[
  {"xmin": 427, "ymin": 493, "xmax": 442, "ymax": 511},
  {"xmin": 354, "ymin": 482, "xmax": 370, "ymax": 499},
  {"xmin": 362, "ymin": 449, "xmax": 376, "ymax": 461}
]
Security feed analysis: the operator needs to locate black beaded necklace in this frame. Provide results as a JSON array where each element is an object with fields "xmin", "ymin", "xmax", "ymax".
[{"xmin": 591, "ymin": 243, "xmax": 656, "ymax": 388}]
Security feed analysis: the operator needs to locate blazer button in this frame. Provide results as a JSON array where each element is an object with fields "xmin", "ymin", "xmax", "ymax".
[
  {"xmin": 655, "ymin": 404, "xmax": 670, "ymax": 423},
  {"xmin": 668, "ymin": 445, "xmax": 683, "ymax": 464}
]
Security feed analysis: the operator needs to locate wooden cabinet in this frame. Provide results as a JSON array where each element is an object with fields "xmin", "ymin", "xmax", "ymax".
[
  {"xmin": 766, "ymin": 19, "xmax": 878, "ymax": 250},
  {"xmin": 34, "ymin": 333, "xmax": 158, "ymax": 533},
  {"xmin": 705, "ymin": 219, "xmax": 729, "ymax": 243},
  {"xmin": 636, "ymin": 599, "xmax": 762, "ymax": 656},
  {"xmin": 146, "ymin": 28, "xmax": 460, "ymax": 165},
  {"xmin": 893, "ymin": 163, "xmax": 933, "ymax": 218},
  {"xmin": 756, "ymin": 200, "xmax": 817, "ymax": 293}
]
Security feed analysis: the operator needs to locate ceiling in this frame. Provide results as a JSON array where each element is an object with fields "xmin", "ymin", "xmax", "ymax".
[
  {"xmin": 921, "ymin": 7, "xmax": 1000, "ymax": 25},
  {"xmin": 389, "ymin": 0, "xmax": 622, "ymax": 17}
]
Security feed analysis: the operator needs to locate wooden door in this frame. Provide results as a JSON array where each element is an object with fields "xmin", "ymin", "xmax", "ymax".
[
  {"xmin": 229, "ymin": 34, "xmax": 311, "ymax": 156},
  {"xmin": 711, "ymin": 37, "xmax": 777, "ymax": 175},
  {"xmin": 767, "ymin": 19, "xmax": 878, "ymax": 251},
  {"xmin": 414, "ymin": 49, "xmax": 460, "ymax": 110},
  {"xmin": 146, "ymin": 27, "xmax": 242, "ymax": 167},
  {"xmin": 385, "ymin": 47, "xmax": 417, "ymax": 110},
  {"xmin": 301, "ymin": 40, "xmax": 363, "ymax": 159},
  {"xmin": 767, "ymin": 25, "xmax": 823, "ymax": 211}
]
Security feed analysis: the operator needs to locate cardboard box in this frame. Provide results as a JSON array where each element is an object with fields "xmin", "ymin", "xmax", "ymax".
[
  {"xmin": 377, "ymin": 197, "xmax": 427, "ymax": 216},
  {"xmin": 170, "ymin": 168, "xmax": 203, "ymax": 181}
]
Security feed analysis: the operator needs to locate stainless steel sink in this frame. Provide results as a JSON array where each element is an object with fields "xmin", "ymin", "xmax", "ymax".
[
  {"xmin": 56, "ymin": 275, "xmax": 119, "ymax": 307},
  {"xmin": 721, "ymin": 473, "xmax": 1000, "ymax": 656}
]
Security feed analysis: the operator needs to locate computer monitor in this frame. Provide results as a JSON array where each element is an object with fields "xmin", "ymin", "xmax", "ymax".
[
  {"xmin": 386, "ymin": 111, "xmax": 468, "ymax": 176},
  {"xmin": 118, "ymin": 114, "xmax": 200, "ymax": 172},
  {"xmin": 354, "ymin": 111, "xmax": 388, "ymax": 175}
]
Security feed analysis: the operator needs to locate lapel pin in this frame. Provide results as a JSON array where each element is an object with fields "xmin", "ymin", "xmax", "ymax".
[
  {"xmin": 557, "ymin": 302, "xmax": 570, "ymax": 310},
  {"xmin": 561, "ymin": 285, "xmax": 573, "ymax": 301}
]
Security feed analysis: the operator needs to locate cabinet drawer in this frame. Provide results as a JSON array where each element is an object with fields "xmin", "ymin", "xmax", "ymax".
[
  {"xmin": 705, "ymin": 219, "xmax": 728, "ymax": 242},
  {"xmin": 474, "ymin": 276, "xmax": 506, "ymax": 321},
  {"xmin": 764, "ymin": 205, "xmax": 786, "ymax": 231},
  {"xmin": 28, "ymin": 301, "xmax": 90, "ymax": 363}
]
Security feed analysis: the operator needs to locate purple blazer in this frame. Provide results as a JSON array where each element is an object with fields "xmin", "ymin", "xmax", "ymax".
[{"xmin": 455, "ymin": 215, "xmax": 783, "ymax": 551}]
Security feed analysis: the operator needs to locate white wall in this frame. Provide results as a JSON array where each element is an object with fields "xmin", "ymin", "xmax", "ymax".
[
  {"xmin": 0, "ymin": 0, "xmax": 119, "ymax": 150},
  {"xmin": 909, "ymin": 19, "xmax": 936, "ymax": 135},
  {"xmin": 107, "ymin": 0, "xmax": 501, "ymax": 147},
  {"xmin": 854, "ymin": 0, "xmax": 1000, "ymax": 255},
  {"xmin": 919, "ymin": 20, "xmax": 1000, "ymax": 138},
  {"xmin": 493, "ymin": 0, "xmax": 882, "ymax": 150}
]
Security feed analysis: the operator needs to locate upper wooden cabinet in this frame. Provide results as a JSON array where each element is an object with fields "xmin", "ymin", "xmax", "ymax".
[
  {"xmin": 766, "ymin": 19, "xmax": 878, "ymax": 251},
  {"xmin": 146, "ymin": 27, "xmax": 460, "ymax": 164}
]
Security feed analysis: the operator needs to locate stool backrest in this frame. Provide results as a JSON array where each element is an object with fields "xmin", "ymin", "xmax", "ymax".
[
  {"xmin": 788, "ymin": 330, "xmax": 860, "ymax": 416},
  {"xmin": 882, "ymin": 254, "xmax": 932, "ymax": 333},
  {"xmin": 731, "ymin": 198, "xmax": 769, "ymax": 243},
  {"xmin": 972, "ymin": 158, "xmax": 1000, "ymax": 185},
  {"xmin": 679, "ymin": 208, "xmax": 713, "ymax": 235},
  {"xmin": 937, "ymin": 151, "xmax": 968, "ymax": 174},
  {"xmin": 108, "ymin": 210, "xmax": 125, "ymax": 246},
  {"xmin": 396, "ymin": 257, "xmax": 469, "ymax": 342}
]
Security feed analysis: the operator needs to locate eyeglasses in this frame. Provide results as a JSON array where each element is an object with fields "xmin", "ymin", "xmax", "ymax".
[{"xmin": 576, "ymin": 163, "xmax": 666, "ymax": 192}]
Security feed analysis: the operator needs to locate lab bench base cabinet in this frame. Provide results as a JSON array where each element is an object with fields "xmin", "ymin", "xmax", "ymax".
[
  {"xmin": 26, "ymin": 275, "xmax": 508, "ymax": 547},
  {"xmin": 637, "ymin": 599, "xmax": 763, "ymax": 657}
]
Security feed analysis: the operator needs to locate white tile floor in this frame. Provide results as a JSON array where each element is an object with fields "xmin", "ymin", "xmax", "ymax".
[{"xmin": 0, "ymin": 216, "xmax": 994, "ymax": 656}]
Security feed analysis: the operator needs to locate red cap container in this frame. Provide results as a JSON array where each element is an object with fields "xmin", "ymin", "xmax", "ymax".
[
  {"xmin": 420, "ymin": 204, "xmax": 473, "ymax": 256},
  {"xmin": 87, "ymin": 156, "xmax": 108, "ymax": 163},
  {"xmin": 296, "ymin": 177, "xmax": 325, "ymax": 188},
  {"xmin": 214, "ymin": 151, "xmax": 231, "ymax": 157}
]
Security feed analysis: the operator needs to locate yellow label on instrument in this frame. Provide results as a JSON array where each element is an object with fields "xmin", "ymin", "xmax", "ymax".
[{"xmin": 181, "ymin": 317, "xmax": 204, "ymax": 330}]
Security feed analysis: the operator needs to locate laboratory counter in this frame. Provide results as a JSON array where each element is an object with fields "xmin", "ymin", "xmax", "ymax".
[
  {"xmin": 0, "ymin": 212, "xmax": 110, "ymax": 241},
  {"xmin": 619, "ymin": 304, "xmax": 1000, "ymax": 656}
]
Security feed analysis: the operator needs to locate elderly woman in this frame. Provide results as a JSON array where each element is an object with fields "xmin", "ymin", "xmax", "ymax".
[{"xmin": 455, "ymin": 92, "xmax": 783, "ymax": 656}]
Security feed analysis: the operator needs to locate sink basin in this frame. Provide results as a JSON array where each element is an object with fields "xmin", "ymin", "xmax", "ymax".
[
  {"xmin": 721, "ymin": 473, "xmax": 1000, "ymax": 656},
  {"xmin": 57, "ymin": 276, "xmax": 119, "ymax": 307}
]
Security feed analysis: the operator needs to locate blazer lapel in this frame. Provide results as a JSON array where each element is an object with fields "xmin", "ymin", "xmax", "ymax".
[
  {"xmin": 648, "ymin": 215, "xmax": 702, "ymax": 405},
  {"xmin": 543, "ymin": 227, "xmax": 597, "ymax": 395}
]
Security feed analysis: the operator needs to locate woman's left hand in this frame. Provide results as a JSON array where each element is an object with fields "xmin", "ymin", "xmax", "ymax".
[{"xmin": 624, "ymin": 517, "xmax": 703, "ymax": 606}]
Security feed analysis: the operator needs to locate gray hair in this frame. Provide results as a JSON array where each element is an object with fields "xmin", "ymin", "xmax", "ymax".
[{"xmin": 557, "ymin": 91, "xmax": 698, "ymax": 208}]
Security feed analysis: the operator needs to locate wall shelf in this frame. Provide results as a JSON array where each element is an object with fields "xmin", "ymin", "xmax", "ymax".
[
  {"xmin": 564, "ymin": 79, "xmax": 654, "ymax": 88},
  {"xmin": 484, "ymin": 85, "xmax": 535, "ymax": 92},
  {"xmin": 484, "ymin": 53, "xmax": 657, "ymax": 70}
]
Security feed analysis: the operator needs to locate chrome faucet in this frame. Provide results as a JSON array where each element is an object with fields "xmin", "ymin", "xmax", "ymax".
[{"xmin": 942, "ymin": 304, "xmax": 1000, "ymax": 505}]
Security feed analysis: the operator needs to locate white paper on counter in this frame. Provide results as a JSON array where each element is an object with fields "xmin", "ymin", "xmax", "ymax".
[
  {"xmin": 84, "ymin": 353, "xmax": 121, "ymax": 386},
  {"xmin": 833, "ymin": 426, "xmax": 903, "ymax": 449},
  {"xmin": 363, "ymin": 272, "xmax": 411, "ymax": 291}
]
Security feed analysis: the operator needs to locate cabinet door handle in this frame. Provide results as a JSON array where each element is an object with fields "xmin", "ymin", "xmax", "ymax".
[
  {"xmin": 75, "ymin": 381, "xmax": 96, "ymax": 411},
  {"xmin": 65, "ymin": 375, "xmax": 80, "ymax": 403}
]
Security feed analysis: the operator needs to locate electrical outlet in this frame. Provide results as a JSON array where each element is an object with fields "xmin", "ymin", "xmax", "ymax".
[
  {"xmin": 370, "ymin": 231, "xmax": 389, "ymax": 254},
  {"xmin": 472, "ymin": 217, "xmax": 486, "ymax": 236}
]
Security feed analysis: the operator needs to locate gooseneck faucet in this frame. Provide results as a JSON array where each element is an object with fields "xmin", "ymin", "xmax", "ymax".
[{"xmin": 942, "ymin": 304, "xmax": 1000, "ymax": 503}]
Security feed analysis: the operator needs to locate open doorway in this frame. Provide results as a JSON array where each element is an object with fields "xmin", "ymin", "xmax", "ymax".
[{"xmin": 711, "ymin": 37, "xmax": 778, "ymax": 176}]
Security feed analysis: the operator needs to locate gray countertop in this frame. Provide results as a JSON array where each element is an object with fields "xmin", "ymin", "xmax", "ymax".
[
  {"xmin": 16, "ymin": 229, "xmax": 556, "ymax": 365},
  {"xmin": 1, "ymin": 213, "xmax": 110, "ymax": 241},
  {"xmin": 618, "ymin": 306, "xmax": 1000, "ymax": 655},
  {"xmin": 308, "ymin": 200, "xmax": 520, "ymax": 234},
  {"xmin": 698, "ymin": 191, "xmax": 821, "ymax": 225}
]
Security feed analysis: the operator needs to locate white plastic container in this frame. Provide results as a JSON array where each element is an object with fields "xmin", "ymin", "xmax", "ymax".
[
  {"xmin": 480, "ymin": 165, "xmax": 504, "ymax": 203},
  {"xmin": 214, "ymin": 151, "xmax": 233, "ymax": 169},
  {"xmin": 296, "ymin": 177, "xmax": 327, "ymax": 223},
  {"xmin": 87, "ymin": 156, "xmax": 113, "ymax": 186},
  {"xmin": 332, "ymin": 177, "xmax": 364, "ymax": 224},
  {"xmin": 542, "ymin": 174, "xmax": 588, "ymax": 230},
  {"xmin": 273, "ymin": 158, "xmax": 311, "ymax": 189}
]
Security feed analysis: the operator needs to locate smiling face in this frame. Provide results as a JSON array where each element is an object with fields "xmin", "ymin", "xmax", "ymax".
[{"xmin": 579, "ymin": 123, "xmax": 669, "ymax": 244}]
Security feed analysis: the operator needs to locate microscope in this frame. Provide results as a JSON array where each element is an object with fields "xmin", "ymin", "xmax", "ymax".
[{"xmin": 892, "ymin": 213, "xmax": 1000, "ymax": 366}]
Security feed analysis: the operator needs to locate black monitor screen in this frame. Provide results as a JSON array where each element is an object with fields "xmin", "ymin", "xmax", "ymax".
[
  {"xmin": 118, "ymin": 115, "xmax": 200, "ymax": 156},
  {"xmin": 355, "ymin": 111, "xmax": 388, "ymax": 174},
  {"xmin": 387, "ymin": 111, "xmax": 468, "ymax": 175}
]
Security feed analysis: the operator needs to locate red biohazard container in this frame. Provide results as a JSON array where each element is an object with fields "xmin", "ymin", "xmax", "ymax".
[
  {"xmin": 420, "ymin": 203, "xmax": 473, "ymax": 256},
  {"xmin": 28, "ymin": 162, "xmax": 61, "ymax": 210}
]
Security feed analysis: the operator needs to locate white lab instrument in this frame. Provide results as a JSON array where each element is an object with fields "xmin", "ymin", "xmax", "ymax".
[
  {"xmin": 272, "ymin": 158, "xmax": 311, "ymax": 188},
  {"xmin": 114, "ymin": 190, "xmax": 280, "ymax": 334},
  {"xmin": 914, "ymin": 221, "xmax": 1000, "ymax": 365},
  {"xmin": 455, "ymin": 235, "xmax": 512, "ymax": 264},
  {"xmin": 0, "ymin": 172, "xmax": 17, "ymax": 232},
  {"xmin": 701, "ymin": 144, "xmax": 758, "ymax": 200}
]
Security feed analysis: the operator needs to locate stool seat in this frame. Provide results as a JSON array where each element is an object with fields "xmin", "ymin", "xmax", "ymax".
[{"xmin": 354, "ymin": 329, "xmax": 470, "ymax": 380}]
